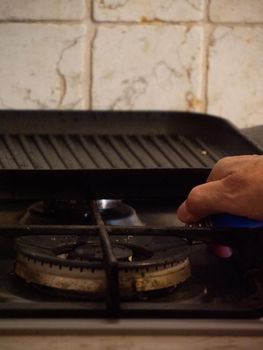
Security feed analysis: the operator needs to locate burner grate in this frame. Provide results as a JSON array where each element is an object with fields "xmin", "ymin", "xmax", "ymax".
[
  {"xmin": 1, "ymin": 201, "xmax": 263, "ymax": 318},
  {"xmin": 89, "ymin": 200, "xmax": 120, "ymax": 314},
  {"xmin": 0, "ymin": 200, "xmax": 262, "ymax": 317},
  {"xmin": 13, "ymin": 201, "xmax": 191, "ymax": 315}
]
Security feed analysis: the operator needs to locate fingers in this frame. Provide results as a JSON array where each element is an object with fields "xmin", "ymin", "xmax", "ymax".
[
  {"xmin": 177, "ymin": 180, "xmax": 228, "ymax": 223},
  {"xmin": 209, "ymin": 243, "xmax": 233, "ymax": 258},
  {"xmin": 177, "ymin": 155, "xmax": 263, "ymax": 223},
  {"xmin": 207, "ymin": 155, "xmax": 260, "ymax": 182}
]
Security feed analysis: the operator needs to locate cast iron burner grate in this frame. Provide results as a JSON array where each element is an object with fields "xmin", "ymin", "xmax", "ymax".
[{"xmin": 14, "ymin": 201, "xmax": 191, "ymax": 311}]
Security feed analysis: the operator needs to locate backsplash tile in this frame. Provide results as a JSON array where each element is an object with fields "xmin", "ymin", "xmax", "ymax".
[
  {"xmin": 0, "ymin": 1, "xmax": 262, "ymax": 127},
  {"xmin": 92, "ymin": 25, "xmax": 204, "ymax": 111},
  {"xmin": 0, "ymin": 0, "xmax": 86, "ymax": 20},
  {"xmin": 207, "ymin": 26, "xmax": 263, "ymax": 127},
  {"xmin": 210, "ymin": 0, "xmax": 263, "ymax": 23},
  {"xmin": 0, "ymin": 24, "xmax": 87, "ymax": 110},
  {"xmin": 93, "ymin": 0, "xmax": 205, "ymax": 22}
]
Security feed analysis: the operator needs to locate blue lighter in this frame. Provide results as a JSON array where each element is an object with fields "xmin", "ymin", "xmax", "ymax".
[{"xmin": 210, "ymin": 213, "xmax": 263, "ymax": 229}]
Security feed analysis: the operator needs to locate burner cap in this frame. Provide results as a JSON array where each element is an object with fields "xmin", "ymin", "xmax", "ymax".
[
  {"xmin": 19, "ymin": 200, "xmax": 135, "ymax": 225},
  {"xmin": 61, "ymin": 243, "xmax": 133, "ymax": 262}
]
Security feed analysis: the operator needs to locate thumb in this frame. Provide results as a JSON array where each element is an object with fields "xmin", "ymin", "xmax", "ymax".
[{"xmin": 177, "ymin": 180, "xmax": 228, "ymax": 223}]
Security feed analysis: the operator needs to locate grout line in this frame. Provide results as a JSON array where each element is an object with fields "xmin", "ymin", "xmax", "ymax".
[
  {"xmin": 90, "ymin": 20, "xmax": 263, "ymax": 27},
  {"xmin": 82, "ymin": 0, "xmax": 96, "ymax": 109},
  {"xmin": 85, "ymin": 0, "xmax": 99, "ymax": 110},
  {"xmin": 89, "ymin": 0, "xmax": 98, "ymax": 110},
  {"xmin": 206, "ymin": 21, "xmax": 263, "ymax": 26},
  {"xmin": 90, "ymin": 0, "xmax": 95, "ymax": 23},
  {"xmin": 83, "ymin": 0, "xmax": 91, "ymax": 110},
  {"xmin": 93, "ymin": 19, "xmax": 208, "ymax": 25},
  {"xmin": 0, "ymin": 19, "xmax": 262, "ymax": 27},
  {"xmin": 88, "ymin": 27, "xmax": 98, "ymax": 110},
  {"xmin": 200, "ymin": 0, "xmax": 211, "ymax": 113},
  {"xmin": 0, "ymin": 19, "xmax": 85, "ymax": 24},
  {"xmin": 85, "ymin": 0, "xmax": 90, "ymax": 20},
  {"xmin": 206, "ymin": 0, "xmax": 210, "ymax": 23},
  {"xmin": 204, "ymin": 0, "xmax": 210, "ymax": 22}
]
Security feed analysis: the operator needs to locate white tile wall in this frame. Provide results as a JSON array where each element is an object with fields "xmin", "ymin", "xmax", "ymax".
[
  {"xmin": 208, "ymin": 26, "xmax": 263, "ymax": 127},
  {"xmin": 0, "ymin": 24, "xmax": 87, "ymax": 109},
  {"xmin": 93, "ymin": 0, "xmax": 205, "ymax": 22},
  {"xmin": 0, "ymin": 0, "xmax": 262, "ymax": 127},
  {"xmin": 0, "ymin": 0, "xmax": 87, "ymax": 20},
  {"xmin": 92, "ymin": 25, "xmax": 204, "ymax": 111},
  {"xmin": 209, "ymin": 0, "xmax": 263, "ymax": 23}
]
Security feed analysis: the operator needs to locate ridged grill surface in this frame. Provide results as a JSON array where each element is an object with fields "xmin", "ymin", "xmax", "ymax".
[{"xmin": 0, "ymin": 134, "xmax": 226, "ymax": 170}]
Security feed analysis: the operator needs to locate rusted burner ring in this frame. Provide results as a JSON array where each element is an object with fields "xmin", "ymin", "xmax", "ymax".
[{"xmin": 15, "ymin": 235, "xmax": 191, "ymax": 296}]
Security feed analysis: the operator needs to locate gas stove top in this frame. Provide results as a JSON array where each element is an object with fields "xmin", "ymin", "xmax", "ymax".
[
  {"xmin": 0, "ymin": 111, "xmax": 262, "ymax": 327},
  {"xmin": 0, "ymin": 198, "xmax": 263, "ymax": 319}
]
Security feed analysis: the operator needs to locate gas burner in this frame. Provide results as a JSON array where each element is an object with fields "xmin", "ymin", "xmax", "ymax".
[
  {"xmin": 19, "ymin": 200, "xmax": 90, "ymax": 225},
  {"xmin": 59, "ymin": 242, "xmax": 134, "ymax": 262},
  {"xmin": 15, "ymin": 235, "xmax": 191, "ymax": 299},
  {"xmin": 19, "ymin": 199, "xmax": 142, "ymax": 226}
]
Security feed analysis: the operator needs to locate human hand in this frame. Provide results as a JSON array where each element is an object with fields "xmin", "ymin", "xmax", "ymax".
[{"xmin": 177, "ymin": 155, "xmax": 263, "ymax": 223}]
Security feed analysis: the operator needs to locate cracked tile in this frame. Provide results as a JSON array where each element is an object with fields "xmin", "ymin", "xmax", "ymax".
[
  {"xmin": 93, "ymin": 0, "xmax": 205, "ymax": 22},
  {"xmin": 210, "ymin": 0, "xmax": 263, "ymax": 23},
  {"xmin": 0, "ymin": 24, "xmax": 87, "ymax": 110},
  {"xmin": 207, "ymin": 27, "xmax": 263, "ymax": 127},
  {"xmin": 0, "ymin": 0, "xmax": 86, "ymax": 20},
  {"xmin": 92, "ymin": 25, "xmax": 204, "ymax": 111}
]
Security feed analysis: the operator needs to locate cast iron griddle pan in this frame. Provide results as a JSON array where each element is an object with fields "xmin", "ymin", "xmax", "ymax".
[{"xmin": 0, "ymin": 110, "xmax": 261, "ymax": 199}]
